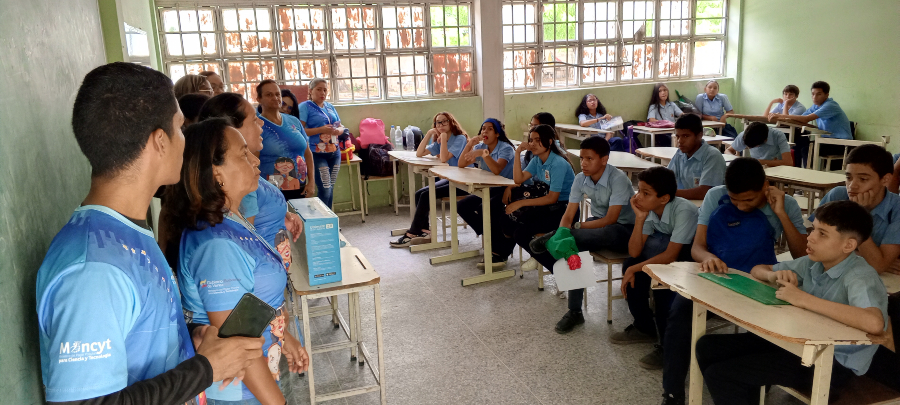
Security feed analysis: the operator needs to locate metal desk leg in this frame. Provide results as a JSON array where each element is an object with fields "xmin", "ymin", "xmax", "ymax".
[
  {"xmin": 688, "ymin": 301, "xmax": 708, "ymax": 405},
  {"xmin": 331, "ymin": 296, "xmax": 339, "ymax": 328},
  {"xmin": 809, "ymin": 345, "xmax": 835, "ymax": 405},
  {"xmin": 430, "ymin": 182, "xmax": 479, "ymax": 264},
  {"xmin": 348, "ymin": 292, "xmax": 358, "ymax": 361},
  {"xmin": 462, "ymin": 187, "xmax": 515, "ymax": 286},
  {"xmin": 408, "ymin": 162, "xmax": 415, "ymax": 221},
  {"xmin": 301, "ymin": 296, "xmax": 317, "ymax": 405},
  {"xmin": 392, "ymin": 160, "xmax": 399, "ymax": 215},
  {"xmin": 410, "ymin": 174, "xmax": 451, "ymax": 251},
  {"xmin": 356, "ymin": 162, "xmax": 365, "ymax": 222},
  {"xmin": 373, "ymin": 284, "xmax": 387, "ymax": 405}
]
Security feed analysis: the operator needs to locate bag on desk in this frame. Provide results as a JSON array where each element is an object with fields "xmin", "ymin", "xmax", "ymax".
[
  {"xmin": 507, "ymin": 182, "xmax": 550, "ymax": 222},
  {"xmin": 361, "ymin": 143, "xmax": 394, "ymax": 178}
]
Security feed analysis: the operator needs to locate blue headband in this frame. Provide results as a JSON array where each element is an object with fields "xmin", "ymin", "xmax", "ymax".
[{"xmin": 483, "ymin": 118, "xmax": 506, "ymax": 139}]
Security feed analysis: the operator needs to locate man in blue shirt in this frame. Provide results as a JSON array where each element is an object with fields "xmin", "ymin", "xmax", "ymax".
[
  {"xmin": 696, "ymin": 201, "xmax": 887, "ymax": 405},
  {"xmin": 36, "ymin": 63, "xmax": 263, "ymax": 404},
  {"xmin": 668, "ymin": 114, "xmax": 726, "ymax": 200},
  {"xmin": 770, "ymin": 81, "xmax": 854, "ymax": 169},
  {"xmin": 725, "ymin": 122, "xmax": 793, "ymax": 167}
]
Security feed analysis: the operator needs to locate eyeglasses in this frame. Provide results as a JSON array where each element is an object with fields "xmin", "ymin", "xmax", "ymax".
[{"xmin": 435, "ymin": 119, "xmax": 449, "ymax": 126}]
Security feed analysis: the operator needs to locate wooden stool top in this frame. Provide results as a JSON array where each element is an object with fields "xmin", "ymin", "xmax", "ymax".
[{"xmin": 289, "ymin": 247, "xmax": 380, "ymax": 295}]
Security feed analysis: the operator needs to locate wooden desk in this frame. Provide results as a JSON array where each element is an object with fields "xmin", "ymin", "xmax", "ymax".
[
  {"xmin": 727, "ymin": 113, "xmax": 770, "ymax": 127},
  {"xmin": 702, "ymin": 135, "xmax": 733, "ymax": 147},
  {"xmin": 428, "ymin": 166, "xmax": 516, "ymax": 286},
  {"xmin": 334, "ymin": 155, "xmax": 365, "ymax": 222},
  {"xmin": 387, "ymin": 151, "xmax": 450, "ymax": 251},
  {"xmin": 630, "ymin": 125, "xmax": 675, "ymax": 148},
  {"xmin": 636, "ymin": 147, "xmax": 737, "ymax": 166},
  {"xmin": 555, "ymin": 123, "xmax": 612, "ymax": 147},
  {"xmin": 567, "ymin": 149, "xmax": 661, "ymax": 179},
  {"xmin": 644, "ymin": 262, "xmax": 885, "ymax": 405},
  {"xmin": 286, "ymin": 246, "xmax": 386, "ymax": 405},
  {"xmin": 775, "ymin": 120, "xmax": 828, "ymax": 145},
  {"xmin": 702, "ymin": 120, "xmax": 726, "ymax": 135},
  {"xmin": 764, "ymin": 166, "xmax": 844, "ymax": 212}
]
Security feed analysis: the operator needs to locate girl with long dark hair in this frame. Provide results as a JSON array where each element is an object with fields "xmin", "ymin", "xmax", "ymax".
[{"xmin": 576, "ymin": 94, "xmax": 625, "ymax": 151}]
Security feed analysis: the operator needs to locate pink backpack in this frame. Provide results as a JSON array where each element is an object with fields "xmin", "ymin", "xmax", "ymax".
[
  {"xmin": 645, "ymin": 120, "xmax": 675, "ymax": 128},
  {"xmin": 358, "ymin": 118, "xmax": 389, "ymax": 148}
]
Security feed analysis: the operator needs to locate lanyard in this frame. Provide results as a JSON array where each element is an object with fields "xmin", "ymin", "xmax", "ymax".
[
  {"xmin": 224, "ymin": 211, "xmax": 283, "ymax": 264},
  {"xmin": 306, "ymin": 101, "xmax": 333, "ymax": 126}
]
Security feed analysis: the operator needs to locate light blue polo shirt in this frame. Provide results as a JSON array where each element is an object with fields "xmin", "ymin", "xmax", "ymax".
[
  {"xmin": 774, "ymin": 253, "xmax": 888, "ymax": 375},
  {"xmin": 647, "ymin": 101, "xmax": 683, "ymax": 122},
  {"xmin": 667, "ymin": 140, "xmax": 726, "ymax": 189},
  {"xmin": 473, "ymin": 141, "xmax": 515, "ymax": 179},
  {"xmin": 297, "ymin": 100, "xmax": 341, "ymax": 147},
  {"xmin": 731, "ymin": 127, "xmax": 791, "ymax": 161},
  {"xmin": 524, "ymin": 151, "xmax": 576, "ymax": 202},
  {"xmin": 568, "ymin": 166, "xmax": 635, "ymax": 225},
  {"xmin": 694, "ymin": 93, "xmax": 733, "ymax": 119},
  {"xmin": 770, "ymin": 101, "xmax": 806, "ymax": 115},
  {"xmin": 803, "ymin": 98, "xmax": 852, "ymax": 140},
  {"xmin": 240, "ymin": 177, "xmax": 288, "ymax": 248},
  {"xmin": 642, "ymin": 197, "xmax": 699, "ymax": 244},
  {"xmin": 698, "ymin": 185, "xmax": 807, "ymax": 238},
  {"xmin": 578, "ymin": 113, "xmax": 611, "ymax": 130},
  {"xmin": 809, "ymin": 187, "xmax": 900, "ymax": 246},
  {"xmin": 426, "ymin": 133, "xmax": 468, "ymax": 167}
]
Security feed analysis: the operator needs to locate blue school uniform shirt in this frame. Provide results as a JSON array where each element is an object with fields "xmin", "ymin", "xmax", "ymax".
[
  {"xmin": 803, "ymin": 98, "xmax": 853, "ymax": 140},
  {"xmin": 259, "ymin": 113, "xmax": 310, "ymax": 181},
  {"xmin": 578, "ymin": 113, "xmax": 611, "ymax": 129},
  {"xmin": 473, "ymin": 141, "xmax": 515, "ymax": 179},
  {"xmin": 731, "ymin": 127, "xmax": 791, "ymax": 161},
  {"xmin": 36, "ymin": 206, "xmax": 196, "ymax": 402},
  {"xmin": 240, "ymin": 177, "xmax": 288, "ymax": 247},
  {"xmin": 698, "ymin": 185, "xmax": 807, "ymax": 238},
  {"xmin": 642, "ymin": 197, "xmax": 699, "ymax": 244},
  {"xmin": 694, "ymin": 93, "xmax": 733, "ymax": 119},
  {"xmin": 178, "ymin": 213, "xmax": 288, "ymax": 401},
  {"xmin": 770, "ymin": 101, "xmax": 806, "ymax": 115},
  {"xmin": 524, "ymin": 152, "xmax": 576, "ymax": 202},
  {"xmin": 647, "ymin": 101, "xmax": 683, "ymax": 122},
  {"xmin": 568, "ymin": 166, "xmax": 635, "ymax": 225},
  {"xmin": 667, "ymin": 140, "xmax": 726, "ymax": 189},
  {"xmin": 297, "ymin": 100, "xmax": 341, "ymax": 147},
  {"xmin": 774, "ymin": 253, "xmax": 888, "ymax": 375},
  {"xmin": 809, "ymin": 187, "xmax": 900, "ymax": 246},
  {"xmin": 426, "ymin": 133, "xmax": 468, "ymax": 167}
]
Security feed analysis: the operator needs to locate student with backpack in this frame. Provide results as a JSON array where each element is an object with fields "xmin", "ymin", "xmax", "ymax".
[
  {"xmin": 390, "ymin": 112, "xmax": 469, "ymax": 247},
  {"xmin": 658, "ymin": 158, "xmax": 808, "ymax": 405},
  {"xmin": 456, "ymin": 118, "xmax": 515, "ymax": 243}
]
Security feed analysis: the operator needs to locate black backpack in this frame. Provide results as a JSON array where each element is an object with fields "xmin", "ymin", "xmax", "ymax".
[{"xmin": 361, "ymin": 143, "xmax": 394, "ymax": 178}]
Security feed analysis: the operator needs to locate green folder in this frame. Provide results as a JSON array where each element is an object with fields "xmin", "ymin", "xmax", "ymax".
[{"xmin": 698, "ymin": 273, "xmax": 790, "ymax": 306}]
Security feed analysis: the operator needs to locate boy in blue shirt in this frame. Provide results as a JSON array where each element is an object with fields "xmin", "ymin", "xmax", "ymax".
[
  {"xmin": 725, "ymin": 121, "xmax": 793, "ymax": 167},
  {"xmin": 659, "ymin": 158, "xmax": 808, "ymax": 405},
  {"xmin": 529, "ymin": 136, "xmax": 634, "ymax": 333},
  {"xmin": 609, "ymin": 167, "xmax": 698, "ymax": 371},
  {"xmin": 770, "ymin": 81, "xmax": 854, "ymax": 169},
  {"xmin": 668, "ymin": 114, "xmax": 726, "ymax": 200},
  {"xmin": 764, "ymin": 84, "xmax": 806, "ymax": 117},
  {"xmin": 697, "ymin": 201, "xmax": 888, "ymax": 405},
  {"xmin": 35, "ymin": 63, "xmax": 261, "ymax": 404}
]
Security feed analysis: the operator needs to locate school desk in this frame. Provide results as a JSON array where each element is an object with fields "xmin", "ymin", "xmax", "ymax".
[
  {"xmin": 775, "ymin": 119, "xmax": 829, "ymax": 145},
  {"xmin": 566, "ymin": 149, "xmax": 661, "ymax": 180},
  {"xmin": 285, "ymin": 239, "xmax": 386, "ymax": 405},
  {"xmin": 726, "ymin": 113, "xmax": 770, "ymax": 127},
  {"xmin": 702, "ymin": 135, "xmax": 734, "ymax": 147},
  {"xmin": 764, "ymin": 166, "xmax": 844, "ymax": 212},
  {"xmin": 630, "ymin": 125, "xmax": 675, "ymax": 148},
  {"xmin": 643, "ymin": 262, "xmax": 888, "ymax": 405},
  {"xmin": 333, "ymin": 155, "xmax": 365, "ymax": 222},
  {"xmin": 701, "ymin": 120, "xmax": 726, "ymax": 135},
  {"xmin": 635, "ymin": 147, "xmax": 738, "ymax": 166},
  {"xmin": 387, "ymin": 151, "xmax": 450, "ymax": 251},
  {"xmin": 427, "ymin": 166, "xmax": 517, "ymax": 286},
  {"xmin": 555, "ymin": 123, "xmax": 613, "ymax": 147}
]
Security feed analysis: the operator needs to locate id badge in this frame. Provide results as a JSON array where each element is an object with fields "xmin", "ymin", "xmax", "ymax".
[{"xmin": 693, "ymin": 177, "xmax": 700, "ymax": 187}]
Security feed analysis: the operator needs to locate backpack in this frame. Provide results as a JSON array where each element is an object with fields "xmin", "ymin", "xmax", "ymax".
[
  {"xmin": 339, "ymin": 131, "xmax": 356, "ymax": 162},
  {"xmin": 706, "ymin": 194, "xmax": 778, "ymax": 273},
  {"xmin": 358, "ymin": 118, "xmax": 389, "ymax": 148},
  {"xmin": 507, "ymin": 181, "xmax": 550, "ymax": 222},
  {"xmin": 361, "ymin": 143, "xmax": 394, "ymax": 178}
]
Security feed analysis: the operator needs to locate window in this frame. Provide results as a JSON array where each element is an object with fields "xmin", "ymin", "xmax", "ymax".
[
  {"xmin": 502, "ymin": 0, "xmax": 727, "ymax": 91},
  {"xmin": 158, "ymin": 1, "xmax": 475, "ymax": 102}
]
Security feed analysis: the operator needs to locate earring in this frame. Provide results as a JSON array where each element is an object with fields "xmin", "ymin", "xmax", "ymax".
[{"xmin": 218, "ymin": 181, "xmax": 224, "ymax": 187}]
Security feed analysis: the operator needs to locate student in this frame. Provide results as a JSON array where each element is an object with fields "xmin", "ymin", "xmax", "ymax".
[
  {"xmin": 390, "ymin": 112, "xmax": 469, "ymax": 247},
  {"xmin": 609, "ymin": 167, "xmax": 697, "ymax": 371},
  {"xmin": 178, "ymin": 93, "xmax": 210, "ymax": 127},
  {"xmin": 35, "ymin": 62, "xmax": 261, "ymax": 404},
  {"xmin": 725, "ymin": 121, "xmax": 793, "ymax": 167},
  {"xmin": 769, "ymin": 81, "xmax": 853, "ymax": 169},
  {"xmin": 667, "ymin": 114, "xmax": 726, "ymax": 200},
  {"xmin": 199, "ymin": 70, "xmax": 225, "ymax": 96},
  {"xmin": 489, "ymin": 124, "xmax": 575, "ymax": 268},
  {"xmin": 576, "ymin": 93, "xmax": 625, "ymax": 151},
  {"xmin": 528, "ymin": 136, "xmax": 635, "ymax": 333},
  {"xmin": 694, "ymin": 80, "xmax": 737, "ymax": 138},
  {"xmin": 697, "ymin": 201, "xmax": 887, "ymax": 405},
  {"xmin": 660, "ymin": 157, "xmax": 808, "ymax": 405},
  {"xmin": 809, "ymin": 144, "xmax": 900, "ymax": 273},
  {"xmin": 523, "ymin": 112, "xmax": 562, "ymax": 169},
  {"xmin": 764, "ymin": 84, "xmax": 806, "ymax": 118},
  {"xmin": 457, "ymin": 118, "xmax": 515, "ymax": 243},
  {"xmin": 646, "ymin": 83, "xmax": 684, "ymax": 147}
]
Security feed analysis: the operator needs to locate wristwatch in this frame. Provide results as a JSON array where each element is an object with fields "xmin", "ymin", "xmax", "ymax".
[{"xmin": 573, "ymin": 222, "xmax": 582, "ymax": 229}]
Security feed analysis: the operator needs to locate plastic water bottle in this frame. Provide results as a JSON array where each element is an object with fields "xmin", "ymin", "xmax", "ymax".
[
  {"xmin": 389, "ymin": 125, "xmax": 397, "ymax": 146},
  {"xmin": 404, "ymin": 127, "xmax": 414, "ymax": 151}
]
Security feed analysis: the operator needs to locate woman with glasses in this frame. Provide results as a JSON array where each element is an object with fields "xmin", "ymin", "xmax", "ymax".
[{"xmin": 390, "ymin": 111, "xmax": 470, "ymax": 247}]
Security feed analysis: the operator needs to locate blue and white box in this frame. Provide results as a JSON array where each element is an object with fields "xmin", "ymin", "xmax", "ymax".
[{"xmin": 289, "ymin": 198, "xmax": 342, "ymax": 285}]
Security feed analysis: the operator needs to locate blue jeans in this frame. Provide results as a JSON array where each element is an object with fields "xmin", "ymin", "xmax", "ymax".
[
  {"xmin": 313, "ymin": 151, "xmax": 341, "ymax": 208},
  {"xmin": 662, "ymin": 294, "xmax": 695, "ymax": 397}
]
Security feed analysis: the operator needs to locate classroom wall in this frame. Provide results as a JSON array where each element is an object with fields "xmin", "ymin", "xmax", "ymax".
[
  {"xmin": 0, "ymin": 0, "xmax": 106, "ymax": 403},
  {"xmin": 736, "ymin": 0, "xmax": 900, "ymax": 150}
]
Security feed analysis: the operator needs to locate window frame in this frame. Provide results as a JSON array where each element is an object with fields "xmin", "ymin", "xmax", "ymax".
[{"xmin": 157, "ymin": 1, "xmax": 477, "ymax": 103}]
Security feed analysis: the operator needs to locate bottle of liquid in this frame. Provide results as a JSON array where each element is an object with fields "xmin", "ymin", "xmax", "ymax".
[
  {"xmin": 404, "ymin": 127, "xmax": 414, "ymax": 151},
  {"xmin": 389, "ymin": 125, "xmax": 397, "ymax": 147}
]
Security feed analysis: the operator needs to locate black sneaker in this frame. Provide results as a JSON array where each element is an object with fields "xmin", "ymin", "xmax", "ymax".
[
  {"xmin": 609, "ymin": 324, "xmax": 657, "ymax": 345},
  {"xmin": 528, "ymin": 230, "xmax": 557, "ymax": 254},
  {"xmin": 389, "ymin": 232, "xmax": 429, "ymax": 248},
  {"xmin": 476, "ymin": 254, "xmax": 507, "ymax": 270},
  {"xmin": 639, "ymin": 345, "xmax": 663, "ymax": 370},
  {"xmin": 554, "ymin": 310, "xmax": 585, "ymax": 334},
  {"xmin": 659, "ymin": 393, "xmax": 684, "ymax": 405}
]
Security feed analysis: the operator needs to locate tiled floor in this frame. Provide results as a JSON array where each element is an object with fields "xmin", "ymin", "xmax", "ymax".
[{"xmin": 281, "ymin": 207, "xmax": 804, "ymax": 405}]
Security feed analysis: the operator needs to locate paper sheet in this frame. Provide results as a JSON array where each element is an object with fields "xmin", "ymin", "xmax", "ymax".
[{"xmin": 552, "ymin": 252, "xmax": 596, "ymax": 292}]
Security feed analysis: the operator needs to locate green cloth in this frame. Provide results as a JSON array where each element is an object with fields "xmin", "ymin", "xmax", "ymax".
[{"xmin": 546, "ymin": 227, "xmax": 579, "ymax": 260}]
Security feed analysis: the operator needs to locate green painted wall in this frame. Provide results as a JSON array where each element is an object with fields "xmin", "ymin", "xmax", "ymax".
[
  {"xmin": 0, "ymin": 0, "xmax": 106, "ymax": 403},
  {"xmin": 736, "ymin": 0, "xmax": 900, "ymax": 150}
]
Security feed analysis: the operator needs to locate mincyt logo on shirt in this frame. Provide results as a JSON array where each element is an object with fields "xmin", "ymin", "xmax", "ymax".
[
  {"xmin": 199, "ymin": 278, "xmax": 241, "ymax": 295},
  {"xmin": 58, "ymin": 339, "xmax": 112, "ymax": 363},
  {"xmin": 544, "ymin": 170, "xmax": 551, "ymax": 182}
]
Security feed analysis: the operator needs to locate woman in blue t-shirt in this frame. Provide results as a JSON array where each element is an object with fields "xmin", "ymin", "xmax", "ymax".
[
  {"xmin": 257, "ymin": 80, "xmax": 316, "ymax": 201},
  {"xmin": 456, "ymin": 118, "xmax": 515, "ymax": 249},
  {"xmin": 487, "ymin": 124, "xmax": 576, "ymax": 268},
  {"xmin": 297, "ymin": 78, "xmax": 344, "ymax": 208},
  {"xmin": 165, "ymin": 119, "xmax": 308, "ymax": 404},
  {"xmin": 390, "ymin": 111, "xmax": 470, "ymax": 247},
  {"xmin": 575, "ymin": 93, "xmax": 626, "ymax": 151}
]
